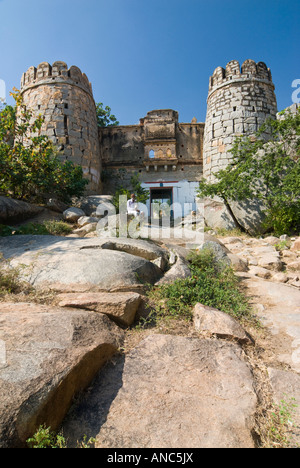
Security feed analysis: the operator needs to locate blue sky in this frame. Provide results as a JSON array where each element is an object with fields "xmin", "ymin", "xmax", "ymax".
[{"xmin": 0, "ymin": 0, "xmax": 299, "ymax": 124}]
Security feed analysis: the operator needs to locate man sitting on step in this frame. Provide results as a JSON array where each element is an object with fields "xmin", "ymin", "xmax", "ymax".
[{"xmin": 127, "ymin": 193, "xmax": 144, "ymax": 220}]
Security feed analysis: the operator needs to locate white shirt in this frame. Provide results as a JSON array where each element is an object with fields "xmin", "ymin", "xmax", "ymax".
[{"xmin": 127, "ymin": 199, "xmax": 138, "ymax": 212}]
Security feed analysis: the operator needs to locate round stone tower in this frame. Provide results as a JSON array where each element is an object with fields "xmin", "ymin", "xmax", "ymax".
[
  {"xmin": 203, "ymin": 59, "xmax": 278, "ymax": 182},
  {"xmin": 20, "ymin": 61, "xmax": 101, "ymax": 193}
]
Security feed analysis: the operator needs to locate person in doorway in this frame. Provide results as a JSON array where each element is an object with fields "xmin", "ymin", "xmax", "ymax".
[{"xmin": 127, "ymin": 193, "xmax": 144, "ymax": 219}]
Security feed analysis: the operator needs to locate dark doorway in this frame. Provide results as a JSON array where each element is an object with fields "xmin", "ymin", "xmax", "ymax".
[{"xmin": 150, "ymin": 188, "xmax": 173, "ymax": 221}]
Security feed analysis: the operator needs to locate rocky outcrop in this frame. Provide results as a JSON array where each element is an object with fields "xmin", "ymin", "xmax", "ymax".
[
  {"xmin": 63, "ymin": 207, "xmax": 85, "ymax": 223},
  {"xmin": 57, "ymin": 291, "xmax": 142, "ymax": 327},
  {"xmin": 258, "ymin": 253, "xmax": 284, "ymax": 272},
  {"xmin": 219, "ymin": 235, "xmax": 299, "ymax": 288},
  {"xmin": 73, "ymin": 222, "xmax": 98, "ymax": 237},
  {"xmin": 75, "ymin": 195, "xmax": 114, "ymax": 217},
  {"xmin": 0, "ymin": 303, "xmax": 124, "ymax": 448},
  {"xmin": 268, "ymin": 368, "xmax": 300, "ymax": 447},
  {"xmin": 1, "ymin": 227, "xmax": 299, "ymax": 449},
  {"xmin": 291, "ymin": 239, "xmax": 300, "ymax": 252},
  {"xmin": 100, "ymin": 238, "xmax": 169, "ymax": 269},
  {"xmin": 203, "ymin": 198, "xmax": 266, "ymax": 235},
  {"xmin": 0, "ymin": 236, "xmax": 164, "ymax": 293},
  {"xmin": 62, "ymin": 334, "xmax": 258, "ymax": 448},
  {"xmin": 77, "ymin": 216, "xmax": 99, "ymax": 227},
  {"xmin": 0, "ymin": 196, "xmax": 43, "ymax": 224},
  {"xmin": 240, "ymin": 276, "xmax": 300, "ymax": 373},
  {"xmin": 197, "ymin": 235, "xmax": 248, "ymax": 272},
  {"xmin": 193, "ymin": 303, "xmax": 253, "ymax": 345},
  {"xmin": 156, "ymin": 248, "xmax": 191, "ymax": 285},
  {"xmin": 46, "ymin": 198, "xmax": 69, "ymax": 213}
]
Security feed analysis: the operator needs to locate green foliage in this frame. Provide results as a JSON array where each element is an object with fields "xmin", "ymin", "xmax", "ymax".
[
  {"xmin": 267, "ymin": 395, "xmax": 298, "ymax": 448},
  {"xmin": 95, "ymin": 102, "xmax": 119, "ymax": 127},
  {"xmin": 198, "ymin": 107, "xmax": 300, "ymax": 235},
  {"xmin": 213, "ymin": 227, "xmax": 246, "ymax": 237},
  {"xmin": 0, "ymin": 104, "xmax": 16, "ymax": 146},
  {"xmin": 274, "ymin": 239, "xmax": 291, "ymax": 251},
  {"xmin": 0, "ymin": 90, "xmax": 88, "ymax": 203},
  {"xmin": 26, "ymin": 425, "xmax": 95, "ymax": 449},
  {"xmin": 144, "ymin": 247, "xmax": 254, "ymax": 327},
  {"xmin": 112, "ymin": 173, "xmax": 149, "ymax": 213},
  {"xmin": 0, "ymin": 224, "xmax": 15, "ymax": 237},
  {"xmin": 10, "ymin": 223, "xmax": 49, "ymax": 236},
  {"xmin": 112, "ymin": 187, "xmax": 131, "ymax": 214},
  {"xmin": 0, "ymin": 220, "xmax": 73, "ymax": 237},
  {"xmin": 50, "ymin": 160, "xmax": 89, "ymax": 204},
  {"xmin": 130, "ymin": 173, "xmax": 150, "ymax": 205},
  {"xmin": 26, "ymin": 425, "xmax": 67, "ymax": 449},
  {"xmin": 43, "ymin": 220, "xmax": 73, "ymax": 236}
]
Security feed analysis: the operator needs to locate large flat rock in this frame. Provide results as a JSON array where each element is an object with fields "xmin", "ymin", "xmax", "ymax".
[
  {"xmin": 0, "ymin": 196, "xmax": 43, "ymax": 224},
  {"xmin": 0, "ymin": 236, "xmax": 163, "ymax": 292},
  {"xmin": 240, "ymin": 274, "xmax": 300, "ymax": 372},
  {"xmin": 100, "ymin": 237, "xmax": 169, "ymax": 262},
  {"xmin": 62, "ymin": 334, "xmax": 257, "ymax": 448},
  {"xmin": 0, "ymin": 302, "xmax": 124, "ymax": 448},
  {"xmin": 193, "ymin": 303, "xmax": 253, "ymax": 345},
  {"xmin": 57, "ymin": 291, "xmax": 142, "ymax": 327}
]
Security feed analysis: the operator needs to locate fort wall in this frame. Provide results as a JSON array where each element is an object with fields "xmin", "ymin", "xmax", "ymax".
[
  {"xmin": 20, "ymin": 62, "xmax": 101, "ymax": 193},
  {"xmin": 99, "ymin": 111, "xmax": 204, "ymax": 199},
  {"xmin": 18, "ymin": 58, "xmax": 279, "ymax": 227},
  {"xmin": 203, "ymin": 59, "xmax": 278, "ymax": 182},
  {"xmin": 100, "ymin": 109, "xmax": 203, "ymax": 164}
]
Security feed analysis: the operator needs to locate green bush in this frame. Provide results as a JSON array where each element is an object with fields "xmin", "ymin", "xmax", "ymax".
[
  {"xmin": 42, "ymin": 220, "xmax": 73, "ymax": 236},
  {"xmin": 26, "ymin": 425, "xmax": 95, "ymax": 449},
  {"xmin": 26, "ymin": 425, "xmax": 67, "ymax": 449},
  {"xmin": 145, "ymin": 247, "xmax": 254, "ymax": 326},
  {"xmin": 0, "ymin": 90, "xmax": 88, "ymax": 203},
  {"xmin": 0, "ymin": 221, "xmax": 73, "ymax": 237},
  {"xmin": 198, "ymin": 107, "xmax": 300, "ymax": 236}
]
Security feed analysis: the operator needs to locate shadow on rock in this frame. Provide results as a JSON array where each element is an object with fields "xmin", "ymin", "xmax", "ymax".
[{"xmin": 61, "ymin": 355, "xmax": 125, "ymax": 448}]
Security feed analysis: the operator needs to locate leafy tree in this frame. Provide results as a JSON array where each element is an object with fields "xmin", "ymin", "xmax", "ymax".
[
  {"xmin": 95, "ymin": 102, "xmax": 119, "ymax": 127},
  {"xmin": 0, "ymin": 89, "xmax": 88, "ymax": 203},
  {"xmin": 130, "ymin": 173, "xmax": 149, "ymax": 205},
  {"xmin": 198, "ymin": 108, "xmax": 300, "ymax": 235},
  {"xmin": 112, "ymin": 173, "xmax": 149, "ymax": 213}
]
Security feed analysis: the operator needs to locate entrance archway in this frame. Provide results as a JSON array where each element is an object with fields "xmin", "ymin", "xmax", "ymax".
[{"xmin": 150, "ymin": 187, "xmax": 173, "ymax": 221}]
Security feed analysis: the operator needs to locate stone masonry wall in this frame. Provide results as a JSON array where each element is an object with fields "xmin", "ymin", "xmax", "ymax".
[
  {"xmin": 100, "ymin": 115, "xmax": 204, "ymax": 195},
  {"xmin": 176, "ymin": 123, "xmax": 204, "ymax": 163},
  {"xmin": 203, "ymin": 59, "xmax": 278, "ymax": 182},
  {"xmin": 17, "ymin": 58, "xmax": 279, "ymax": 211},
  {"xmin": 20, "ymin": 61, "xmax": 101, "ymax": 193}
]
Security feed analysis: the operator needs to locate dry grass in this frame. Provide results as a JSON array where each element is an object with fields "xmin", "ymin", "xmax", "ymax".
[
  {"xmin": 0, "ymin": 254, "xmax": 57, "ymax": 305},
  {"xmin": 0, "ymin": 254, "xmax": 32, "ymax": 297}
]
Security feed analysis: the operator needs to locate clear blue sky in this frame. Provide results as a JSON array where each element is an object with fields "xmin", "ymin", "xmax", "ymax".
[{"xmin": 0, "ymin": 0, "xmax": 299, "ymax": 124}]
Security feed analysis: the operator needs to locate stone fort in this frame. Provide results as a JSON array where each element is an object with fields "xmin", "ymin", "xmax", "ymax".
[{"xmin": 19, "ymin": 59, "xmax": 277, "ymax": 223}]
